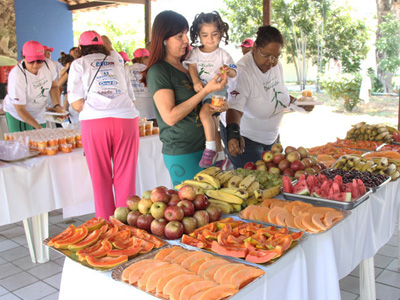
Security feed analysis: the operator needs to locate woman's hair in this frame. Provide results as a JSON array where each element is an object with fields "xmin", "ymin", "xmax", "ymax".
[
  {"xmin": 190, "ymin": 11, "xmax": 229, "ymax": 47},
  {"xmin": 255, "ymin": 26, "xmax": 284, "ymax": 48},
  {"xmin": 58, "ymin": 52, "xmax": 75, "ymax": 66},
  {"xmin": 141, "ymin": 10, "xmax": 189, "ymax": 85},
  {"xmin": 79, "ymin": 45, "xmax": 110, "ymax": 57}
]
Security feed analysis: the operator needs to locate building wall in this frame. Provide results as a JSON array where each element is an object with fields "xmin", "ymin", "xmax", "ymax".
[{"xmin": 14, "ymin": 0, "xmax": 73, "ymax": 62}]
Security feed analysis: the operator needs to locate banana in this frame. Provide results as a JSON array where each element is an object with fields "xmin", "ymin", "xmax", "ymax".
[
  {"xmin": 231, "ymin": 204, "xmax": 242, "ymax": 212},
  {"xmin": 366, "ymin": 164, "xmax": 378, "ymax": 173},
  {"xmin": 218, "ymin": 187, "xmax": 249, "ymax": 199},
  {"xmin": 205, "ymin": 190, "xmax": 244, "ymax": 205},
  {"xmin": 174, "ymin": 183, "xmax": 185, "ymax": 190},
  {"xmin": 194, "ymin": 186, "xmax": 204, "ymax": 194},
  {"xmin": 380, "ymin": 163, "xmax": 397, "ymax": 176},
  {"xmin": 208, "ymin": 199, "xmax": 233, "ymax": 214},
  {"xmin": 182, "ymin": 179, "xmax": 215, "ymax": 190},
  {"xmin": 194, "ymin": 173, "xmax": 221, "ymax": 189},
  {"xmin": 254, "ymin": 186, "xmax": 281, "ymax": 201},
  {"xmin": 389, "ymin": 170, "xmax": 400, "ymax": 180},
  {"xmin": 377, "ymin": 157, "xmax": 389, "ymax": 169},
  {"xmin": 227, "ymin": 175, "xmax": 244, "ymax": 188},
  {"xmin": 386, "ymin": 125, "xmax": 398, "ymax": 134},
  {"xmin": 245, "ymin": 196, "xmax": 259, "ymax": 206},
  {"xmin": 196, "ymin": 166, "xmax": 221, "ymax": 177},
  {"xmin": 361, "ymin": 161, "xmax": 374, "ymax": 172},
  {"xmin": 216, "ymin": 170, "xmax": 235, "ymax": 186},
  {"xmin": 355, "ymin": 161, "xmax": 366, "ymax": 171},
  {"xmin": 247, "ymin": 181, "xmax": 260, "ymax": 197},
  {"xmin": 238, "ymin": 174, "xmax": 256, "ymax": 189}
]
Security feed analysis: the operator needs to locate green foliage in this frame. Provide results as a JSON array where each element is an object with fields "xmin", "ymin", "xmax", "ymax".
[
  {"xmin": 375, "ymin": 13, "xmax": 400, "ymax": 74},
  {"xmin": 367, "ymin": 68, "xmax": 384, "ymax": 93},
  {"xmin": 320, "ymin": 73, "xmax": 362, "ymax": 112}
]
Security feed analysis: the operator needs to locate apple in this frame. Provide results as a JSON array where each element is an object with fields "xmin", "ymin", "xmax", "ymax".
[
  {"xmin": 178, "ymin": 185, "xmax": 196, "ymax": 201},
  {"xmin": 301, "ymin": 158, "xmax": 313, "ymax": 169},
  {"xmin": 193, "ymin": 210, "xmax": 210, "ymax": 228},
  {"xmin": 136, "ymin": 214, "xmax": 154, "ymax": 232},
  {"xmin": 268, "ymin": 167, "xmax": 281, "ymax": 175},
  {"xmin": 267, "ymin": 162, "xmax": 277, "ymax": 169},
  {"xmin": 290, "ymin": 160, "xmax": 306, "ymax": 172},
  {"xmin": 167, "ymin": 189, "xmax": 178, "ymax": 196},
  {"xmin": 150, "ymin": 186, "xmax": 170, "ymax": 203},
  {"xmin": 206, "ymin": 205, "xmax": 222, "ymax": 222},
  {"xmin": 305, "ymin": 167, "xmax": 317, "ymax": 176},
  {"xmin": 282, "ymin": 168, "xmax": 295, "ymax": 177},
  {"xmin": 297, "ymin": 146, "xmax": 309, "ymax": 159},
  {"xmin": 126, "ymin": 195, "xmax": 141, "ymax": 211},
  {"xmin": 141, "ymin": 190, "xmax": 152, "ymax": 199},
  {"xmin": 285, "ymin": 146, "xmax": 297, "ymax": 155},
  {"xmin": 244, "ymin": 162, "xmax": 257, "ymax": 170},
  {"xmin": 272, "ymin": 153, "xmax": 285, "ymax": 165},
  {"xmin": 164, "ymin": 205, "xmax": 185, "ymax": 221},
  {"xmin": 150, "ymin": 202, "xmax": 167, "ymax": 219},
  {"xmin": 150, "ymin": 218, "xmax": 168, "ymax": 237},
  {"xmin": 312, "ymin": 164, "xmax": 323, "ymax": 173},
  {"xmin": 127, "ymin": 211, "xmax": 142, "ymax": 227},
  {"xmin": 271, "ymin": 143, "xmax": 283, "ymax": 153},
  {"xmin": 261, "ymin": 151, "xmax": 274, "ymax": 163},
  {"xmin": 193, "ymin": 194, "xmax": 210, "ymax": 210},
  {"xmin": 168, "ymin": 194, "xmax": 181, "ymax": 206},
  {"xmin": 286, "ymin": 151, "xmax": 301, "ymax": 163},
  {"xmin": 182, "ymin": 216, "xmax": 198, "ymax": 234},
  {"xmin": 308, "ymin": 156, "xmax": 318, "ymax": 166},
  {"xmin": 278, "ymin": 159, "xmax": 291, "ymax": 171},
  {"xmin": 177, "ymin": 200, "xmax": 195, "ymax": 216},
  {"xmin": 138, "ymin": 198, "xmax": 153, "ymax": 215},
  {"xmin": 164, "ymin": 220, "xmax": 184, "ymax": 239},
  {"xmin": 255, "ymin": 160, "xmax": 266, "ymax": 166},
  {"xmin": 294, "ymin": 170, "xmax": 306, "ymax": 179},
  {"xmin": 256, "ymin": 163, "xmax": 268, "ymax": 171}
]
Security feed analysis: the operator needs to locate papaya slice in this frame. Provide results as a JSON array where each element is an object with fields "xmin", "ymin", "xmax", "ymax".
[
  {"xmin": 284, "ymin": 214, "xmax": 296, "ymax": 228},
  {"xmin": 163, "ymin": 274, "xmax": 201, "ymax": 297},
  {"xmin": 47, "ymin": 225, "xmax": 75, "ymax": 246},
  {"xmin": 156, "ymin": 270, "xmax": 195, "ymax": 295},
  {"xmin": 179, "ymin": 280, "xmax": 217, "ymax": 300},
  {"xmin": 323, "ymin": 211, "xmax": 344, "ymax": 227},
  {"xmin": 180, "ymin": 252, "xmax": 211, "ymax": 269},
  {"xmin": 137, "ymin": 261, "xmax": 172, "ymax": 289},
  {"xmin": 112, "ymin": 237, "xmax": 134, "ymax": 250},
  {"xmin": 211, "ymin": 241, "xmax": 247, "ymax": 258},
  {"xmin": 301, "ymin": 213, "xmax": 321, "ymax": 233},
  {"xmin": 198, "ymin": 258, "xmax": 227, "ymax": 277},
  {"xmin": 134, "ymin": 229, "xmax": 165, "ymax": 248},
  {"xmin": 269, "ymin": 200, "xmax": 289, "ymax": 208},
  {"xmin": 121, "ymin": 259, "xmax": 154, "ymax": 282},
  {"xmin": 169, "ymin": 276, "xmax": 205, "ymax": 300},
  {"xmin": 54, "ymin": 226, "xmax": 88, "ymax": 249},
  {"xmin": 163, "ymin": 249, "xmax": 188, "ymax": 262},
  {"xmin": 311, "ymin": 213, "xmax": 328, "ymax": 231},
  {"xmin": 154, "ymin": 246, "xmax": 182, "ymax": 261},
  {"xmin": 298, "ymin": 206, "xmax": 313, "ymax": 215},
  {"xmin": 213, "ymin": 263, "xmax": 239, "ymax": 283},
  {"xmin": 292, "ymin": 205, "xmax": 306, "ymax": 217},
  {"xmin": 189, "ymin": 257, "xmax": 213, "ymax": 273},
  {"xmin": 260, "ymin": 198, "xmax": 279, "ymax": 208},
  {"xmin": 105, "ymin": 229, "xmax": 131, "ymax": 244},
  {"xmin": 171, "ymin": 251, "xmax": 197, "ymax": 264},
  {"xmin": 86, "ymin": 255, "xmax": 128, "ymax": 269},
  {"xmin": 194, "ymin": 283, "xmax": 239, "ymax": 300},
  {"xmin": 77, "ymin": 217, "xmax": 105, "ymax": 232},
  {"xmin": 68, "ymin": 228, "xmax": 102, "ymax": 252},
  {"xmin": 267, "ymin": 207, "xmax": 287, "ymax": 225},
  {"xmin": 203, "ymin": 262, "xmax": 230, "ymax": 281},
  {"xmin": 146, "ymin": 264, "xmax": 188, "ymax": 292},
  {"xmin": 138, "ymin": 238, "xmax": 155, "ymax": 254},
  {"xmin": 76, "ymin": 240, "xmax": 103, "ymax": 261},
  {"xmin": 230, "ymin": 267, "xmax": 265, "ymax": 289},
  {"xmin": 107, "ymin": 241, "xmax": 142, "ymax": 258},
  {"xmin": 219, "ymin": 264, "xmax": 244, "ymax": 284},
  {"xmin": 247, "ymin": 208, "xmax": 258, "ymax": 221},
  {"xmin": 254, "ymin": 207, "xmax": 269, "ymax": 222},
  {"xmin": 109, "ymin": 216, "xmax": 125, "ymax": 226},
  {"xmin": 99, "ymin": 226, "xmax": 118, "ymax": 240},
  {"xmin": 293, "ymin": 215, "xmax": 307, "ymax": 231},
  {"xmin": 245, "ymin": 246, "xmax": 283, "ymax": 264},
  {"xmin": 241, "ymin": 205, "xmax": 256, "ymax": 219},
  {"xmin": 308, "ymin": 207, "xmax": 336, "ymax": 215},
  {"xmin": 129, "ymin": 260, "xmax": 169, "ymax": 285},
  {"xmin": 283, "ymin": 201, "xmax": 308, "ymax": 214},
  {"xmin": 181, "ymin": 235, "xmax": 207, "ymax": 249},
  {"xmin": 275, "ymin": 210, "xmax": 292, "ymax": 227}
]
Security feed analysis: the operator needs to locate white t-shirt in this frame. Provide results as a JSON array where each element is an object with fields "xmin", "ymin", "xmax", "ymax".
[
  {"xmin": 67, "ymin": 53, "xmax": 139, "ymax": 121},
  {"xmin": 220, "ymin": 52, "xmax": 290, "ymax": 145},
  {"xmin": 46, "ymin": 60, "xmax": 63, "ymax": 106},
  {"xmin": 110, "ymin": 50, "xmax": 125, "ymax": 67},
  {"xmin": 125, "ymin": 63, "xmax": 156, "ymax": 119},
  {"xmin": 4, "ymin": 58, "xmax": 57, "ymax": 124}
]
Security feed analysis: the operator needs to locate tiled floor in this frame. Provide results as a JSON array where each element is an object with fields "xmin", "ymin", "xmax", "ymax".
[{"xmin": 0, "ymin": 210, "xmax": 399, "ymax": 300}]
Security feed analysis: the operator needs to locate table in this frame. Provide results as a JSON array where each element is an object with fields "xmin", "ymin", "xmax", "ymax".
[
  {"xmin": 59, "ymin": 180, "xmax": 400, "ymax": 300},
  {"xmin": 0, "ymin": 134, "xmax": 171, "ymax": 262}
]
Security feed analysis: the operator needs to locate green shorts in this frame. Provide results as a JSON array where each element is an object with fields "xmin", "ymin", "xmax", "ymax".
[{"xmin": 5, "ymin": 112, "xmax": 46, "ymax": 133}]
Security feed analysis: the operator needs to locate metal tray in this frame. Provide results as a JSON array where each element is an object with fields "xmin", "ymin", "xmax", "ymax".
[
  {"xmin": 238, "ymin": 205, "xmax": 351, "ymax": 235},
  {"xmin": 45, "ymin": 110, "xmax": 69, "ymax": 116},
  {"xmin": 371, "ymin": 176, "xmax": 391, "ymax": 192},
  {"xmin": 282, "ymin": 188, "xmax": 372, "ymax": 210},
  {"xmin": 0, "ymin": 150, "xmax": 40, "ymax": 162},
  {"xmin": 112, "ymin": 244, "xmax": 266, "ymax": 300}
]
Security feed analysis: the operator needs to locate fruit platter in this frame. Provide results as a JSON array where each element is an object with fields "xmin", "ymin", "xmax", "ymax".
[
  {"xmin": 43, "ymin": 216, "xmax": 166, "ymax": 271},
  {"xmin": 112, "ymin": 244, "xmax": 265, "ymax": 300},
  {"xmin": 239, "ymin": 198, "xmax": 350, "ymax": 234},
  {"xmin": 281, "ymin": 173, "xmax": 372, "ymax": 210},
  {"xmin": 180, "ymin": 217, "xmax": 306, "ymax": 265}
]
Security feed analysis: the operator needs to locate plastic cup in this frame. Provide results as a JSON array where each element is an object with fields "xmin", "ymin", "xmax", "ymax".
[
  {"xmin": 46, "ymin": 146, "xmax": 58, "ymax": 156},
  {"xmin": 152, "ymin": 127, "xmax": 160, "ymax": 135},
  {"xmin": 211, "ymin": 95, "xmax": 225, "ymax": 107},
  {"xmin": 61, "ymin": 144, "xmax": 72, "ymax": 153},
  {"xmin": 139, "ymin": 122, "xmax": 146, "ymax": 137}
]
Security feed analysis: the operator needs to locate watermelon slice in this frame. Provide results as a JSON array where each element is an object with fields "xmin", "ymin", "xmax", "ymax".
[
  {"xmin": 293, "ymin": 180, "xmax": 310, "ymax": 196},
  {"xmin": 320, "ymin": 180, "xmax": 332, "ymax": 191},
  {"xmin": 357, "ymin": 179, "xmax": 366, "ymax": 196},
  {"xmin": 316, "ymin": 173, "xmax": 328, "ymax": 185},
  {"xmin": 332, "ymin": 192, "xmax": 352, "ymax": 202},
  {"xmin": 282, "ymin": 176, "xmax": 293, "ymax": 193},
  {"xmin": 312, "ymin": 188, "xmax": 324, "ymax": 198},
  {"xmin": 342, "ymin": 183, "xmax": 353, "ymax": 193},
  {"xmin": 306, "ymin": 175, "xmax": 317, "ymax": 192},
  {"xmin": 299, "ymin": 174, "xmax": 306, "ymax": 182},
  {"xmin": 351, "ymin": 179, "xmax": 360, "ymax": 200},
  {"xmin": 333, "ymin": 175, "xmax": 343, "ymax": 188}
]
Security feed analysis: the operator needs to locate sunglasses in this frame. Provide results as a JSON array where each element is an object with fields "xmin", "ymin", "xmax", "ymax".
[{"xmin": 27, "ymin": 60, "xmax": 45, "ymax": 64}]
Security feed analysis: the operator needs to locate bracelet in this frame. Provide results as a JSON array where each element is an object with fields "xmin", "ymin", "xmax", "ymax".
[{"xmin": 226, "ymin": 123, "xmax": 241, "ymax": 144}]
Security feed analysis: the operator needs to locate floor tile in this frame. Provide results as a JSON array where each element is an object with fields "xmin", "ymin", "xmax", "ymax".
[
  {"xmin": 0, "ymin": 272, "xmax": 38, "ymax": 291},
  {"xmin": 75, "ymin": 213, "xmax": 95, "ymax": 223},
  {"xmin": 48, "ymin": 214, "xmax": 65, "ymax": 225},
  {"xmin": 339, "ymin": 275, "xmax": 360, "ymax": 294},
  {"xmin": 40, "ymin": 291, "xmax": 59, "ymax": 300},
  {"xmin": 387, "ymin": 234, "xmax": 398, "ymax": 247},
  {"xmin": 376, "ymin": 269, "xmax": 400, "ymax": 288},
  {"xmin": 48, "ymin": 249, "xmax": 63, "ymax": 261},
  {"xmin": 1, "ymin": 246, "xmax": 30, "ymax": 262},
  {"xmin": 11, "ymin": 234, "xmax": 27, "ymax": 246},
  {"xmin": 374, "ymin": 254, "xmax": 394, "ymax": 269},
  {"xmin": 0, "ymin": 236, "xmax": 6, "ymax": 243},
  {"xmin": 375, "ymin": 282, "xmax": 400, "ymax": 300},
  {"xmin": 349, "ymin": 266, "xmax": 383, "ymax": 278},
  {"xmin": 0, "ymin": 257, "xmax": 6, "ymax": 266},
  {"xmin": 0, "ymin": 240, "xmax": 20, "ymax": 253},
  {"xmin": 0, "ymin": 224, "xmax": 19, "ymax": 232},
  {"xmin": 0, "ymin": 293, "xmax": 21, "ymax": 299},
  {"xmin": 43, "ymin": 273, "xmax": 62, "ymax": 289},
  {"xmin": 48, "ymin": 210, "xmax": 62, "ymax": 217},
  {"xmin": 12, "ymin": 256, "xmax": 39, "ymax": 271},
  {"xmin": 0, "ymin": 227, "xmax": 25, "ymax": 239},
  {"xmin": 26, "ymin": 262, "xmax": 63, "ymax": 280},
  {"xmin": 340, "ymin": 290, "xmax": 358, "ymax": 300},
  {"xmin": 386, "ymin": 258, "xmax": 399, "ymax": 272},
  {"xmin": 0, "ymin": 263, "xmax": 22, "ymax": 280},
  {"xmin": 0, "ymin": 286, "xmax": 8, "ymax": 297},
  {"xmin": 13, "ymin": 281, "xmax": 56, "ymax": 300},
  {"xmin": 52, "ymin": 256, "xmax": 65, "ymax": 267},
  {"xmin": 377, "ymin": 244, "xmax": 398, "ymax": 258},
  {"xmin": 48, "ymin": 225, "xmax": 64, "ymax": 237}
]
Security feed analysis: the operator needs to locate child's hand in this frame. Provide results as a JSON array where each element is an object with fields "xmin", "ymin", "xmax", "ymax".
[
  {"xmin": 193, "ymin": 81, "xmax": 205, "ymax": 92},
  {"xmin": 219, "ymin": 65, "xmax": 230, "ymax": 75}
]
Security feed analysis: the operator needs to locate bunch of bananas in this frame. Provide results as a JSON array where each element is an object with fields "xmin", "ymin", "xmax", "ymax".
[
  {"xmin": 345, "ymin": 122, "xmax": 396, "ymax": 143},
  {"xmin": 174, "ymin": 166, "xmax": 282, "ymax": 213},
  {"xmin": 332, "ymin": 155, "xmax": 400, "ymax": 180}
]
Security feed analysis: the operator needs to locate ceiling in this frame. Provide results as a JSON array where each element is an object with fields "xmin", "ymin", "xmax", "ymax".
[{"xmin": 58, "ymin": 0, "xmax": 155, "ymax": 11}]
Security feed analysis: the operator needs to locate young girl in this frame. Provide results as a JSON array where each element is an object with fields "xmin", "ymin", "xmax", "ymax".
[{"xmin": 185, "ymin": 11, "xmax": 237, "ymax": 169}]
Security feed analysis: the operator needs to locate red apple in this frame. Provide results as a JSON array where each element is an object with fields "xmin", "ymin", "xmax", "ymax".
[
  {"xmin": 297, "ymin": 146, "xmax": 309, "ymax": 159},
  {"xmin": 136, "ymin": 214, "xmax": 154, "ymax": 232},
  {"xmin": 301, "ymin": 158, "xmax": 313, "ymax": 169},
  {"xmin": 126, "ymin": 195, "xmax": 141, "ymax": 211},
  {"xmin": 168, "ymin": 194, "xmax": 181, "ymax": 206},
  {"xmin": 282, "ymin": 168, "xmax": 295, "ymax": 177},
  {"xmin": 271, "ymin": 143, "xmax": 283, "ymax": 153},
  {"xmin": 267, "ymin": 162, "xmax": 277, "ymax": 169},
  {"xmin": 256, "ymin": 163, "xmax": 268, "ymax": 171},
  {"xmin": 178, "ymin": 185, "xmax": 196, "ymax": 201},
  {"xmin": 193, "ymin": 210, "xmax": 210, "ymax": 228},
  {"xmin": 244, "ymin": 162, "xmax": 257, "ymax": 170},
  {"xmin": 164, "ymin": 220, "xmax": 184, "ymax": 239},
  {"xmin": 150, "ymin": 202, "xmax": 167, "ymax": 219},
  {"xmin": 285, "ymin": 146, "xmax": 297, "ymax": 155},
  {"xmin": 177, "ymin": 200, "xmax": 195, "ymax": 216},
  {"xmin": 193, "ymin": 194, "xmax": 210, "ymax": 210},
  {"xmin": 287, "ymin": 151, "xmax": 301, "ymax": 163},
  {"xmin": 294, "ymin": 170, "xmax": 306, "ymax": 179},
  {"xmin": 255, "ymin": 160, "xmax": 266, "ymax": 166},
  {"xmin": 261, "ymin": 150, "xmax": 274, "ymax": 163},
  {"xmin": 305, "ymin": 167, "xmax": 317, "ymax": 176},
  {"xmin": 150, "ymin": 218, "xmax": 168, "ymax": 237},
  {"xmin": 167, "ymin": 189, "xmax": 178, "ymax": 196},
  {"xmin": 150, "ymin": 186, "xmax": 170, "ymax": 203},
  {"xmin": 290, "ymin": 160, "xmax": 305, "ymax": 172},
  {"xmin": 182, "ymin": 216, "xmax": 197, "ymax": 234},
  {"xmin": 268, "ymin": 167, "xmax": 281, "ymax": 175},
  {"xmin": 272, "ymin": 153, "xmax": 285, "ymax": 165},
  {"xmin": 312, "ymin": 164, "xmax": 322, "ymax": 173},
  {"xmin": 164, "ymin": 205, "xmax": 185, "ymax": 221},
  {"xmin": 138, "ymin": 198, "xmax": 153, "ymax": 215},
  {"xmin": 127, "ymin": 211, "xmax": 142, "ymax": 227},
  {"xmin": 206, "ymin": 205, "xmax": 222, "ymax": 222},
  {"xmin": 278, "ymin": 159, "xmax": 291, "ymax": 171}
]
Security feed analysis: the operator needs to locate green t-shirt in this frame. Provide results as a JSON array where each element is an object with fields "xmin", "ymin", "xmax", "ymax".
[{"xmin": 147, "ymin": 61, "xmax": 205, "ymax": 155}]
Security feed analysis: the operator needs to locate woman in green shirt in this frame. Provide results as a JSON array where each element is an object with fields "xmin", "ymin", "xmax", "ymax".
[{"xmin": 142, "ymin": 10, "xmax": 228, "ymax": 186}]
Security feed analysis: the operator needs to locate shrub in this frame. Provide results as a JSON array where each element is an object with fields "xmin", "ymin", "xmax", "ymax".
[{"xmin": 320, "ymin": 73, "xmax": 362, "ymax": 112}]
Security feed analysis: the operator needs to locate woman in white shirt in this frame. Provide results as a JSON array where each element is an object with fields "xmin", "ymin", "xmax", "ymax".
[{"xmin": 68, "ymin": 30, "xmax": 140, "ymax": 220}]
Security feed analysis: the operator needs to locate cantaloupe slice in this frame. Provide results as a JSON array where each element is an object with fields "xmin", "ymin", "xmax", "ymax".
[
  {"xmin": 269, "ymin": 200, "xmax": 289, "ymax": 208},
  {"xmin": 154, "ymin": 246, "xmax": 182, "ymax": 261},
  {"xmin": 293, "ymin": 214, "xmax": 307, "ymax": 231},
  {"xmin": 254, "ymin": 207, "xmax": 269, "ymax": 222},
  {"xmin": 169, "ymin": 277, "xmax": 205, "ymax": 300},
  {"xmin": 214, "ymin": 263, "xmax": 239, "ymax": 283},
  {"xmin": 308, "ymin": 207, "xmax": 336, "ymax": 215},
  {"xmin": 163, "ymin": 274, "xmax": 201, "ymax": 296},
  {"xmin": 121, "ymin": 259, "xmax": 154, "ymax": 282},
  {"xmin": 323, "ymin": 211, "xmax": 344, "ymax": 227},
  {"xmin": 163, "ymin": 249, "xmax": 188, "ymax": 262},
  {"xmin": 156, "ymin": 270, "xmax": 194, "ymax": 295},
  {"xmin": 179, "ymin": 280, "xmax": 217, "ymax": 300},
  {"xmin": 311, "ymin": 213, "xmax": 328, "ymax": 231},
  {"xmin": 189, "ymin": 257, "xmax": 212, "ymax": 273},
  {"xmin": 292, "ymin": 205, "xmax": 306, "ymax": 217},
  {"xmin": 219, "ymin": 265, "xmax": 244, "ymax": 285},
  {"xmin": 298, "ymin": 206, "xmax": 313, "ymax": 215},
  {"xmin": 197, "ymin": 258, "xmax": 227, "ymax": 277},
  {"xmin": 180, "ymin": 252, "xmax": 211, "ymax": 269},
  {"xmin": 247, "ymin": 208, "xmax": 258, "ymax": 221},
  {"xmin": 171, "ymin": 251, "xmax": 198, "ymax": 264},
  {"xmin": 129, "ymin": 261, "xmax": 168, "ymax": 285},
  {"xmin": 275, "ymin": 210, "xmax": 293, "ymax": 226},
  {"xmin": 300, "ymin": 213, "xmax": 321, "ymax": 233},
  {"xmin": 203, "ymin": 262, "xmax": 230, "ymax": 281},
  {"xmin": 284, "ymin": 214, "xmax": 296, "ymax": 228},
  {"xmin": 230, "ymin": 267, "xmax": 265, "ymax": 289},
  {"xmin": 240, "ymin": 205, "xmax": 255, "ymax": 219},
  {"xmin": 194, "ymin": 283, "xmax": 239, "ymax": 300},
  {"xmin": 267, "ymin": 207, "xmax": 287, "ymax": 224},
  {"xmin": 146, "ymin": 264, "xmax": 186, "ymax": 292}
]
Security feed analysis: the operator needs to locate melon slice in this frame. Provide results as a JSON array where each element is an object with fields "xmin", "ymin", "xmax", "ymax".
[
  {"xmin": 203, "ymin": 262, "xmax": 230, "ymax": 281},
  {"xmin": 248, "ymin": 208, "xmax": 258, "ymax": 221},
  {"xmin": 129, "ymin": 261, "xmax": 169, "ymax": 285},
  {"xmin": 137, "ymin": 262, "xmax": 174, "ymax": 289},
  {"xmin": 171, "ymin": 251, "xmax": 198, "ymax": 264},
  {"xmin": 121, "ymin": 259, "xmax": 154, "ymax": 282},
  {"xmin": 307, "ymin": 207, "xmax": 336, "ymax": 215},
  {"xmin": 269, "ymin": 200, "xmax": 289, "ymax": 208},
  {"xmin": 283, "ymin": 201, "xmax": 307, "ymax": 214},
  {"xmin": 230, "ymin": 267, "xmax": 265, "ymax": 289},
  {"xmin": 169, "ymin": 276, "xmax": 205, "ymax": 300},
  {"xmin": 292, "ymin": 180, "xmax": 310, "ymax": 195},
  {"xmin": 154, "ymin": 246, "xmax": 182, "ymax": 261},
  {"xmin": 260, "ymin": 198, "xmax": 279, "ymax": 208},
  {"xmin": 311, "ymin": 213, "xmax": 328, "ymax": 231},
  {"xmin": 179, "ymin": 280, "xmax": 217, "ymax": 300},
  {"xmin": 189, "ymin": 257, "xmax": 213, "ymax": 273},
  {"xmin": 195, "ymin": 283, "xmax": 239, "ymax": 300},
  {"xmin": 163, "ymin": 249, "xmax": 188, "ymax": 262},
  {"xmin": 219, "ymin": 264, "xmax": 244, "ymax": 284},
  {"xmin": 181, "ymin": 252, "xmax": 211, "ymax": 269},
  {"xmin": 300, "ymin": 214, "xmax": 321, "ymax": 233},
  {"xmin": 293, "ymin": 215, "xmax": 307, "ymax": 231},
  {"xmin": 275, "ymin": 210, "xmax": 292, "ymax": 227},
  {"xmin": 323, "ymin": 211, "xmax": 344, "ymax": 228},
  {"xmin": 254, "ymin": 207, "xmax": 269, "ymax": 222},
  {"xmin": 198, "ymin": 258, "xmax": 227, "ymax": 277},
  {"xmin": 267, "ymin": 207, "xmax": 287, "ymax": 224}
]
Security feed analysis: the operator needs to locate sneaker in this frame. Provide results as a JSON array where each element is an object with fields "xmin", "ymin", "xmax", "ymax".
[
  {"xmin": 215, "ymin": 158, "xmax": 231, "ymax": 170},
  {"xmin": 199, "ymin": 149, "xmax": 218, "ymax": 168}
]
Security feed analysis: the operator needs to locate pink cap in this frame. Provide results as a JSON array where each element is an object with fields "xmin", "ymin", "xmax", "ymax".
[
  {"xmin": 22, "ymin": 41, "xmax": 45, "ymax": 62},
  {"xmin": 133, "ymin": 48, "xmax": 149, "ymax": 58},
  {"xmin": 78, "ymin": 31, "xmax": 103, "ymax": 46},
  {"xmin": 118, "ymin": 51, "xmax": 130, "ymax": 62},
  {"xmin": 240, "ymin": 39, "xmax": 254, "ymax": 48},
  {"xmin": 43, "ymin": 46, "xmax": 54, "ymax": 52}
]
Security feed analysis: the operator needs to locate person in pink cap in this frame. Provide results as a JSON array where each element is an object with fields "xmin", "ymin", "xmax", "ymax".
[
  {"xmin": 118, "ymin": 51, "xmax": 130, "ymax": 65},
  {"xmin": 3, "ymin": 41, "xmax": 61, "ymax": 132},
  {"xmin": 68, "ymin": 30, "xmax": 140, "ymax": 220},
  {"xmin": 240, "ymin": 38, "xmax": 254, "ymax": 55}
]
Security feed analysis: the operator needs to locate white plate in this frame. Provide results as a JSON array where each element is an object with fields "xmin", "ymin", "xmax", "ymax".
[
  {"xmin": 296, "ymin": 100, "xmax": 323, "ymax": 105},
  {"xmin": 45, "ymin": 110, "xmax": 69, "ymax": 116}
]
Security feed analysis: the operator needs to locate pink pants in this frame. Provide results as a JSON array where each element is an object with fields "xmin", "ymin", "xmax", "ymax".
[{"xmin": 81, "ymin": 117, "xmax": 139, "ymax": 220}]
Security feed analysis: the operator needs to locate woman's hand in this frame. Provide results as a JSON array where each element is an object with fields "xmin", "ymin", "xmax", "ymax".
[
  {"xmin": 228, "ymin": 137, "xmax": 245, "ymax": 156},
  {"xmin": 209, "ymin": 100, "xmax": 229, "ymax": 114},
  {"xmin": 204, "ymin": 73, "xmax": 228, "ymax": 94},
  {"xmin": 193, "ymin": 81, "xmax": 204, "ymax": 93}
]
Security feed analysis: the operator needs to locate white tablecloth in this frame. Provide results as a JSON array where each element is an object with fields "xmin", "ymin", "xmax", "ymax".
[{"xmin": 59, "ymin": 180, "xmax": 400, "ymax": 300}]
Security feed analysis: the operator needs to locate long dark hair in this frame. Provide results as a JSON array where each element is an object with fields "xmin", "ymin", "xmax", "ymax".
[
  {"xmin": 141, "ymin": 10, "xmax": 189, "ymax": 85},
  {"xmin": 255, "ymin": 26, "xmax": 284, "ymax": 48},
  {"xmin": 190, "ymin": 11, "xmax": 229, "ymax": 47},
  {"xmin": 79, "ymin": 45, "xmax": 110, "ymax": 57}
]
